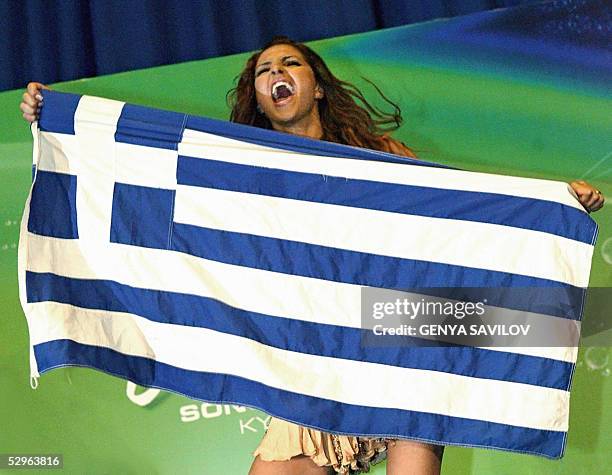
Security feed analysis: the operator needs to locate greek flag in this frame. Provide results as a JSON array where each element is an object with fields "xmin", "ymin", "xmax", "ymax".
[{"xmin": 19, "ymin": 91, "xmax": 597, "ymax": 458}]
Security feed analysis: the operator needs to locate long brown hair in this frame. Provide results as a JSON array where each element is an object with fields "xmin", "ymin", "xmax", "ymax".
[{"xmin": 227, "ymin": 36, "xmax": 404, "ymax": 151}]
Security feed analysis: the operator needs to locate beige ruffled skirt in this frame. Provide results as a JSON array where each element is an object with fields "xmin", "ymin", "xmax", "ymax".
[{"xmin": 253, "ymin": 417, "xmax": 392, "ymax": 474}]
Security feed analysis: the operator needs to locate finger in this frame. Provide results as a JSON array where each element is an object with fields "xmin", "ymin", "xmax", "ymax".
[
  {"xmin": 22, "ymin": 112, "xmax": 36, "ymax": 123},
  {"xmin": 22, "ymin": 91, "xmax": 38, "ymax": 108},
  {"xmin": 26, "ymin": 82, "xmax": 50, "ymax": 102},
  {"xmin": 590, "ymin": 192, "xmax": 605, "ymax": 212},
  {"xmin": 27, "ymin": 82, "xmax": 43, "ymax": 96},
  {"xmin": 594, "ymin": 201, "xmax": 604, "ymax": 212},
  {"xmin": 584, "ymin": 193, "xmax": 599, "ymax": 210},
  {"xmin": 577, "ymin": 189, "xmax": 593, "ymax": 204},
  {"xmin": 591, "ymin": 201, "xmax": 604, "ymax": 212},
  {"xmin": 575, "ymin": 187, "xmax": 593, "ymax": 199},
  {"xmin": 27, "ymin": 81, "xmax": 49, "ymax": 94},
  {"xmin": 20, "ymin": 102, "xmax": 36, "ymax": 116}
]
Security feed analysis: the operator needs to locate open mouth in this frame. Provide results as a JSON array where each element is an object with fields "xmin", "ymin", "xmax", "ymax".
[{"xmin": 271, "ymin": 81, "xmax": 295, "ymax": 103}]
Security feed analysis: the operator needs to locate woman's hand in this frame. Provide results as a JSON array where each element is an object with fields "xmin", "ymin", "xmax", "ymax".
[
  {"xmin": 19, "ymin": 82, "xmax": 50, "ymax": 123},
  {"xmin": 570, "ymin": 180, "xmax": 605, "ymax": 213}
]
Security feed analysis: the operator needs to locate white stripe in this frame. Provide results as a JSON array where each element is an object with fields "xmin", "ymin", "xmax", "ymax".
[
  {"xmin": 24, "ymin": 234, "xmax": 577, "ymax": 363},
  {"xmin": 72, "ymin": 96, "xmax": 125, "ymax": 244},
  {"xmin": 36, "ymin": 132, "xmax": 77, "ymax": 174},
  {"xmin": 179, "ymin": 129, "xmax": 584, "ymax": 211},
  {"xmin": 28, "ymin": 301, "xmax": 570, "ymax": 432},
  {"xmin": 116, "ymin": 142, "xmax": 178, "ymax": 189},
  {"xmin": 174, "ymin": 185, "xmax": 594, "ymax": 287}
]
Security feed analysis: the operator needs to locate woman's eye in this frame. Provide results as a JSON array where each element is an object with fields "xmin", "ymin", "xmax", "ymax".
[
  {"xmin": 255, "ymin": 68, "xmax": 269, "ymax": 77},
  {"xmin": 285, "ymin": 60, "xmax": 300, "ymax": 66}
]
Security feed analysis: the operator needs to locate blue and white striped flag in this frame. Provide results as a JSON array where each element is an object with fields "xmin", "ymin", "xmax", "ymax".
[{"xmin": 19, "ymin": 91, "xmax": 597, "ymax": 458}]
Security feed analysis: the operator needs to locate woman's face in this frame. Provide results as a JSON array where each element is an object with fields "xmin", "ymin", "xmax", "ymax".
[{"xmin": 254, "ymin": 44, "xmax": 323, "ymax": 134}]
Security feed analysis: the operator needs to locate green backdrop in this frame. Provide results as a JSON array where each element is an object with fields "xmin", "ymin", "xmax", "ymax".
[{"xmin": 1, "ymin": 12, "xmax": 610, "ymax": 475}]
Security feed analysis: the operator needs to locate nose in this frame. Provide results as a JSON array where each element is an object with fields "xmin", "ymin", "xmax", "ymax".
[{"xmin": 270, "ymin": 62, "xmax": 285, "ymax": 75}]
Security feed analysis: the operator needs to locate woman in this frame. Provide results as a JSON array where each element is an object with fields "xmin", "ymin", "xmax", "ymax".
[
  {"xmin": 227, "ymin": 37, "xmax": 445, "ymax": 475},
  {"xmin": 20, "ymin": 37, "xmax": 604, "ymax": 475}
]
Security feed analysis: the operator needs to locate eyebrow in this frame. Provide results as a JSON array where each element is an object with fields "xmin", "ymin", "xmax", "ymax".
[{"xmin": 256, "ymin": 56, "xmax": 300, "ymax": 69}]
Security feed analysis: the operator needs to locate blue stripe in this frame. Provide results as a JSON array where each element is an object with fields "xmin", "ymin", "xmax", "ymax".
[
  {"xmin": 115, "ymin": 103, "xmax": 185, "ymax": 150},
  {"xmin": 34, "ymin": 339, "xmax": 567, "ymax": 458},
  {"xmin": 171, "ymin": 223, "xmax": 583, "ymax": 320},
  {"xmin": 177, "ymin": 156, "xmax": 595, "ymax": 244},
  {"xmin": 28, "ymin": 170, "xmax": 78, "ymax": 239},
  {"xmin": 26, "ymin": 271, "xmax": 573, "ymax": 390},
  {"xmin": 39, "ymin": 90, "xmax": 81, "ymax": 135},
  {"xmin": 184, "ymin": 115, "xmax": 446, "ymax": 168}
]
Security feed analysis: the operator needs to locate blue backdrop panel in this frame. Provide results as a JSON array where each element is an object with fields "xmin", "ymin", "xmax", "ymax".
[{"xmin": 1, "ymin": 0, "xmax": 535, "ymax": 91}]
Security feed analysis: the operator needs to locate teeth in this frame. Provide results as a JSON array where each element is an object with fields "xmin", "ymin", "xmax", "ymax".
[{"xmin": 272, "ymin": 81, "xmax": 294, "ymax": 99}]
